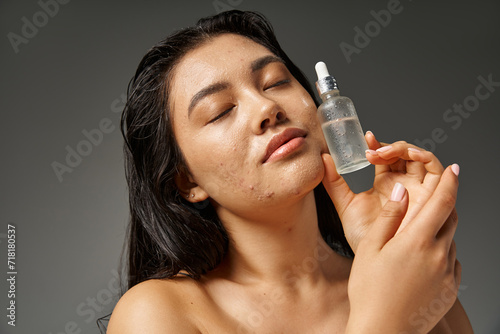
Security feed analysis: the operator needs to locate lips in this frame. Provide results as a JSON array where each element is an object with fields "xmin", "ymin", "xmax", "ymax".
[{"xmin": 262, "ymin": 128, "xmax": 307, "ymax": 163}]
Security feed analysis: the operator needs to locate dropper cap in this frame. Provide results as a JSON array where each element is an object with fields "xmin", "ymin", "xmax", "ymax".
[{"xmin": 315, "ymin": 61, "xmax": 338, "ymax": 96}]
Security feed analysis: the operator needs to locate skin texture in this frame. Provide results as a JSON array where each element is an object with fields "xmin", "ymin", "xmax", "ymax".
[{"xmin": 107, "ymin": 34, "xmax": 473, "ymax": 333}]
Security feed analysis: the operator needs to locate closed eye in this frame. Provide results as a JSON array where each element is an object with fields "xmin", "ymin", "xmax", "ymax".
[
  {"xmin": 265, "ymin": 79, "xmax": 291, "ymax": 90},
  {"xmin": 208, "ymin": 106, "xmax": 235, "ymax": 124},
  {"xmin": 207, "ymin": 79, "xmax": 290, "ymax": 124}
]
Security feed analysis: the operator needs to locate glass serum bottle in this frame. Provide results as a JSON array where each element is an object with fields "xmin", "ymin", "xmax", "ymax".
[{"xmin": 315, "ymin": 61, "xmax": 370, "ymax": 174}]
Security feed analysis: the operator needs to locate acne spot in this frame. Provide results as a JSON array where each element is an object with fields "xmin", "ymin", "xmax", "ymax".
[
  {"xmin": 287, "ymin": 228, "xmax": 292, "ymax": 232},
  {"xmin": 249, "ymin": 185, "xmax": 254, "ymax": 190},
  {"xmin": 257, "ymin": 190, "xmax": 275, "ymax": 201}
]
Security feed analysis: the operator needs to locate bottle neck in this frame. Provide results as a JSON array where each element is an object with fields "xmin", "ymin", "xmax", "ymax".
[{"xmin": 320, "ymin": 89, "xmax": 340, "ymax": 102}]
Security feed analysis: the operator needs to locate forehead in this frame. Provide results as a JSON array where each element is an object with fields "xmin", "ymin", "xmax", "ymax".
[
  {"xmin": 170, "ymin": 34, "xmax": 275, "ymax": 105},
  {"xmin": 175, "ymin": 33, "xmax": 273, "ymax": 79}
]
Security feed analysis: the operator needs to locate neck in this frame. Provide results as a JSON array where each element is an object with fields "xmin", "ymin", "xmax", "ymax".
[{"xmin": 212, "ymin": 190, "xmax": 342, "ymax": 287}]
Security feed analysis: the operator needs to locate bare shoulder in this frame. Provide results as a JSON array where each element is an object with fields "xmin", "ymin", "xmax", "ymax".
[{"xmin": 107, "ymin": 276, "xmax": 203, "ymax": 334}]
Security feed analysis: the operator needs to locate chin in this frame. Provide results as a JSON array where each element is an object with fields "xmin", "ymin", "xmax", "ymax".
[{"xmin": 277, "ymin": 151, "xmax": 325, "ymax": 198}]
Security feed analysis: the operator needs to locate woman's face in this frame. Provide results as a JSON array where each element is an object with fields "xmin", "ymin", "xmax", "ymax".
[{"xmin": 170, "ymin": 33, "xmax": 327, "ymax": 218}]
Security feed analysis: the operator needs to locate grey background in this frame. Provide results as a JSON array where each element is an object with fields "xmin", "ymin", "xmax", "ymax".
[{"xmin": 1, "ymin": 0, "xmax": 499, "ymax": 333}]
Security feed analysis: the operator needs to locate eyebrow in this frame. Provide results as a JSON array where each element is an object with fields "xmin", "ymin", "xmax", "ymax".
[
  {"xmin": 250, "ymin": 55, "xmax": 285, "ymax": 73},
  {"xmin": 187, "ymin": 55, "xmax": 285, "ymax": 118},
  {"xmin": 188, "ymin": 82, "xmax": 229, "ymax": 117}
]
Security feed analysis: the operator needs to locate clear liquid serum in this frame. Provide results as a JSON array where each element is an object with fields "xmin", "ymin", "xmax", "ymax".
[{"xmin": 315, "ymin": 62, "xmax": 370, "ymax": 174}]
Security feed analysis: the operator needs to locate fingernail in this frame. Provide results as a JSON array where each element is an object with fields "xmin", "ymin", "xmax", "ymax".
[
  {"xmin": 408, "ymin": 147, "xmax": 421, "ymax": 153},
  {"xmin": 365, "ymin": 149, "xmax": 378, "ymax": 156},
  {"xmin": 451, "ymin": 163, "xmax": 460, "ymax": 176},
  {"xmin": 376, "ymin": 145, "xmax": 392, "ymax": 153},
  {"xmin": 391, "ymin": 182, "xmax": 405, "ymax": 202},
  {"xmin": 366, "ymin": 130, "xmax": 374, "ymax": 137}
]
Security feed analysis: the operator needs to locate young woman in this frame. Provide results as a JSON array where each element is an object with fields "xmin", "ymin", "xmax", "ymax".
[{"xmin": 107, "ymin": 10, "xmax": 472, "ymax": 333}]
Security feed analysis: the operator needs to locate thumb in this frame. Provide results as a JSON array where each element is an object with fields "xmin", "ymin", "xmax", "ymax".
[
  {"xmin": 321, "ymin": 153, "xmax": 355, "ymax": 216},
  {"xmin": 365, "ymin": 182, "xmax": 409, "ymax": 250}
]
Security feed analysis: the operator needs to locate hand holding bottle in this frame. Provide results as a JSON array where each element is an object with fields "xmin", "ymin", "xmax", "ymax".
[{"xmin": 321, "ymin": 131, "xmax": 454, "ymax": 253}]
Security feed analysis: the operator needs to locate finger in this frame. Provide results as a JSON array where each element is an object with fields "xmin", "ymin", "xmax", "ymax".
[
  {"xmin": 369, "ymin": 142, "xmax": 444, "ymax": 181},
  {"xmin": 321, "ymin": 153, "xmax": 355, "ymax": 217},
  {"xmin": 407, "ymin": 148, "xmax": 445, "ymax": 185},
  {"xmin": 366, "ymin": 149, "xmax": 391, "ymax": 176},
  {"xmin": 404, "ymin": 159, "xmax": 426, "ymax": 180},
  {"xmin": 365, "ymin": 148, "xmax": 398, "ymax": 175},
  {"xmin": 373, "ymin": 141, "xmax": 414, "ymax": 161},
  {"xmin": 367, "ymin": 142, "xmax": 411, "ymax": 176},
  {"xmin": 436, "ymin": 208, "xmax": 459, "ymax": 249},
  {"xmin": 364, "ymin": 131, "xmax": 396, "ymax": 175},
  {"xmin": 365, "ymin": 130, "xmax": 382, "ymax": 150},
  {"xmin": 407, "ymin": 165, "xmax": 459, "ymax": 239},
  {"xmin": 363, "ymin": 182, "xmax": 409, "ymax": 250}
]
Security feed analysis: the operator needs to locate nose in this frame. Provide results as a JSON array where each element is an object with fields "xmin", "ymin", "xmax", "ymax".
[{"xmin": 251, "ymin": 95, "xmax": 287, "ymax": 134}]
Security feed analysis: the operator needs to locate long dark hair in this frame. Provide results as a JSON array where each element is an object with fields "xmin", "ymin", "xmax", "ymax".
[{"xmin": 121, "ymin": 9, "xmax": 353, "ymax": 289}]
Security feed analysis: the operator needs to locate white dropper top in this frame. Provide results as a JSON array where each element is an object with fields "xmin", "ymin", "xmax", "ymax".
[
  {"xmin": 314, "ymin": 61, "xmax": 338, "ymax": 96},
  {"xmin": 315, "ymin": 61, "xmax": 329, "ymax": 80}
]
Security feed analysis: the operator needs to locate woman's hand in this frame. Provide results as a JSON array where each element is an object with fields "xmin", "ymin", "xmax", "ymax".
[
  {"xmin": 322, "ymin": 131, "xmax": 454, "ymax": 252},
  {"xmin": 345, "ymin": 170, "xmax": 461, "ymax": 333}
]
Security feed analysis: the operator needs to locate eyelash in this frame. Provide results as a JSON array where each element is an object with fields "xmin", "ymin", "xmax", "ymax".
[
  {"xmin": 208, "ymin": 79, "xmax": 291, "ymax": 124},
  {"xmin": 265, "ymin": 79, "xmax": 291, "ymax": 90},
  {"xmin": 209, "ymin": 106, "xmax": 234, "ymax": 124}
]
